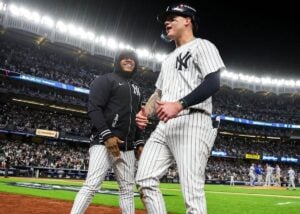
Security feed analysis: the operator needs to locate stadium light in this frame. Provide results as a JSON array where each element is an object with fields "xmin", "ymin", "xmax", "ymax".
[
  {"xmin": 136, "ymin": 48, "xmax": 151, "ymax": 59},
  {"xmin": 261, "ymin": 77, "xmax": 272, "ymax": 85},
  {"xmin": 107, "ymin": 37, "xmax": 118, "ymax": 50},
  {"xmin": 238, "ymin": 73, "xmax": 249, "ymax": 81},
  {"xmin": 155, "ymin": 53, "xmax": 167, "ymax": 62},
  {"xmin": 118, "ymin": 42, "xmax": 125, "ymax": 49},
  {"xmin": 224, "ymin": 71, "xmax": 238, "ymax": 81},
  {"xmin": 155, "ymin": 53, "xmax": 162, "ymax": 61},
  {"xmin": 95, "ymin": 37, "xmax": 100, "ymax": 43},
  {"xmin": 0, "ymin": 2, "xmax": 4, "ymax": 11},
  {"xmin": 278, "ymin": 79, "xmax": 285, "ymax": 86},
  {"xmin": 86, "ymin": 32, "xmax": 95, "ymax": 41},
  {"xmin": 221, "ymin": 70, "xmax": 300, "ymax": 88},
  {"xmin": 147, "ymin": 53, "xmax": 154, "ymax": 60},
  {"xmin": 16, "ymin": 1, "xmax": 300, "ymax": 71},
  {"xmin": 8, "ymin": 4, "xmax": 40, "ymax": 23},
  {"xmin": 41, "ymin": 16, "xmax": 54, "ymax": 28},
  {"xmin": 9, "ymin": 4, "xmax": 20, "ymax": 16},
  {"xmin": 77, "ymin": 27, "xmax": 86, "ymax": 39},
  {"xmin": 254, "ymin": 77, "xmax": 260, "ymax": 83},
  {"xmin": 19, "ymin": 7, "xmax": 31, "ymax": 19},
  {"xmin": 247, "ymin": 76, "xmax": 256, "ymax": 83},
  {"xmin": 222, "ymin": 70, "xmax": 234, "ymax": 79},
  {"xmin": 125, "ymin": 45, "xmax": 134, "ymax": 50},
  {"xmin": 284, "ymin": 80, "xmax": 295, "ymax": 87},
  {"xmin": 274, "ymin": 79, "xmax": 284, "ymax": 86},
  {"xmin": 30, "ymin": 11, "xmax": 41, "ymax": 23},
  {"xmin": 7, "ymin": 2, "xmax": 172, "ymax": 63},
  {"xmin": 56, "ymin": 20, "xmax": 67, "ymax": 33},
  {"xmin": 95, "ymin": 36, "xmax": 107, "ymax": 46},
  {"xmin": 231, "ymin": 73, "xmax": 239, "ymax": 81},
  {"xmin": 220, "ymin": 70, "xmax": 226, "ymax": 77},
  {"xmin": 67, "ymin": 24, "xmax": 78, "ymax": 36}
]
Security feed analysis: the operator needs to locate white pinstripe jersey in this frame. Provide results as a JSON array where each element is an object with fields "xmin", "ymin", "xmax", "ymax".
[
  {"xmin": 156, "ymin": 38, "xmax": 225, "ymax": 114},
  {"xmin": 288, "ymin": 169, "xmax": 295, "ymax": 179},
  {"xmin": 276, "ymin": 167, "xmax": 281, "ymax": 176}
]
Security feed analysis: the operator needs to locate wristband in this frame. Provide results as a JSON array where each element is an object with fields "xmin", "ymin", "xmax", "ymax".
[{"xmin": 179, "ymin": 98, "xmax": 188, "ymax": 109}]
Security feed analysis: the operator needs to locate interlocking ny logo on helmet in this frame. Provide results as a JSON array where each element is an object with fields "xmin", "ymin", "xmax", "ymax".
[
  {"xmin": 157, "ymin": 2, "xmax": 199, "ymax": 36},
  {"xmin": 170, "ymin": 4, "xmax": 197, "ymax": 13},
  {"xmin": 157, "ymin": 3, "xmax": 197, "ymax": 23}
]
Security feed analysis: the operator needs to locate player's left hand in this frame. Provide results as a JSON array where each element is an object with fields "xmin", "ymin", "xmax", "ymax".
[
  {"xmin": 104, "ymin": 136, "xmax": 124, "ymax": 158},
  {"xmin": 156, "ymin": 101, "xmax": 183, "ymax": 122}
]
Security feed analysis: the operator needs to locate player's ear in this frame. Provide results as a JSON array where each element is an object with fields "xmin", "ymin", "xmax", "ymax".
[
  {"xmin": 187, "ymin": 17, "xmax": 192, "ymax": 24},
  {"xmin": 184, "ymin": 17, "xmax": 193, "ymax": 28}
]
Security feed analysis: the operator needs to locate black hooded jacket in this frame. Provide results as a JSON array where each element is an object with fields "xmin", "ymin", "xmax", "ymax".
[{"xmin": 88, "ymin": 50, "xmax": 144, "ymax": 151}]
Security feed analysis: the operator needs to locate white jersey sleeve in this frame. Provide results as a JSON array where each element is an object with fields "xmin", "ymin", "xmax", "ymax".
[{"xmin": 196, "ymin": 39, "xmax": 225, "ymax": 78}]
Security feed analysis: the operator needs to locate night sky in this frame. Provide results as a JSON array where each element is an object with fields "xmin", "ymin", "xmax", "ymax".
[{"xmin": 9, "ymin": 0, "xmax": 300, "ymax": 78}]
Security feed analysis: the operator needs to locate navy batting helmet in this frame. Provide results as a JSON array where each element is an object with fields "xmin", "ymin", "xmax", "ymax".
[{"xmin": 157, "ymin": 3, "xmax": 198, "ymax": 33}]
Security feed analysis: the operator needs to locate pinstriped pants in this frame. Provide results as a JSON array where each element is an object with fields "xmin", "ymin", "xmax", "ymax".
[
  {"xmin": 136, "ymin": 113, "xmax": 217, "ymax": 214},
  {"xmin": 71, "ymin": 145, "xmax": 136, "ymax": 214}
]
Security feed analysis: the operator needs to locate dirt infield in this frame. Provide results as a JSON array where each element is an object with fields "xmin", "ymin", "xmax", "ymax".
[
  {"xmin": 241, "ymin": 186, "xmax": 285, "ymax": 190},
  {"xmin": 0, "ymin": 192, "xmax": 146, "ymax": 214}
]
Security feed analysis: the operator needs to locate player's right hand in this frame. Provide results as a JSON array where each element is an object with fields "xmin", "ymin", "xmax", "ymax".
[
  {"xmin": 136, "ymin": 106, "xmax": 148, "ymax": 129},
  {"xmin": 104, "ymin": 136, "xmax": 124, "ymax": 158}
]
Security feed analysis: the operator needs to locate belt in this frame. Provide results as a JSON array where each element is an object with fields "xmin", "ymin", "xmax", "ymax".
[{"xmin": 189, "ymin": 108, "xmax": 211, "ymax": 117}]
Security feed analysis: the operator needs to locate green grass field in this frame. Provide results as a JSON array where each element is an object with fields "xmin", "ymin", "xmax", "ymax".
[{"xmin": 0, "ymin": 177, "xmax": 299, "ymax": 213}]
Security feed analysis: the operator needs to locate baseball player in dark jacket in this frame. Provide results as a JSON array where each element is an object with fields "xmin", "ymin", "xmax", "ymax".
[{"xmin": 71, "ymin": 50, "xmax": 144, "ymax": 214}]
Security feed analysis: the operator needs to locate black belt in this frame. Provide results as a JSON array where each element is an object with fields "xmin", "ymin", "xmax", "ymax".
[{"xmin": 189, "ymin": 108, "xmax": 211, "ymax": 116}]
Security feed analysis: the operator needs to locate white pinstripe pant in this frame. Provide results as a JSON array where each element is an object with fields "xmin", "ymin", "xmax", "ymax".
[
  {"xmin": 288, "ymin": 177, "xmax": 296, "ymax": 189},
  {"xmin": 71, "ymin": 145, "xmax": 136, "ymax": 214},
  {"xmin": 136, "ymin": 113, "xmax": 217, "ymax": 214}
]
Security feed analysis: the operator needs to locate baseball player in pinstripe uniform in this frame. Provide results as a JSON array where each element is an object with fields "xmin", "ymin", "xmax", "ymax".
[
  {"xmin": 249, "ymin": 163, "xmax": 256, "ymax": 186},
  {"xmin": 71, "ymin": 50, "xmax": 144, "ymax": 214},
  {"xmin": 287, "ymin": 167, "xmax": 296, "ymax": 190},
  {"xmin": 135, "ymin": 3, "xmax": 225, "ymax": 213},
  {"xmin": 275, "ymin": 164, "xmax": 281, "ymax": 186},
  {"xmin": 264, "ymin": 164, "xmax": 273, "ymax": 187}
]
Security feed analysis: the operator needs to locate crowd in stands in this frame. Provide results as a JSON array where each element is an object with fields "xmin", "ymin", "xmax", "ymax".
[
  {"xmin": 0, "ymin": 79, "xmax": 87, "ymax": 107},
  {"xmin": 1, "ymin": 139, "xmax": 298, "ymax": 184},
  {"xmin": 0, "ymin": 102, "xmax": 90, "ymax": 137},
  {"xmin": 1, "ymin": 35, "xmax": 300, "ymax": 124},
  {"xmin": 213, "ymin": 135, "xmax": 300, "ymax": 159},
  {"xmin": 1, "ymin": 100, "xmax": 297, "ymax": 159},
  {"xmin": 0, "ymin": 36, "xmax": 104, "ymax": 88},
  {"xmin": 206, "ymin": 158, "xmax": 299, "ymax": 183},
  {"xmin": 214, "ymin": 88, "xmax": 300, "ymax": 124},
  {"xmin": 0, "ymin": 140, "xmax": 89, "ymax": 170},
  {"xmin": 0, "ymin": 101, "xmax": 296, "ymax": 139},
  {"xmin": 219, "ymin": 122, "xmax": 294, "ymax": 137}
]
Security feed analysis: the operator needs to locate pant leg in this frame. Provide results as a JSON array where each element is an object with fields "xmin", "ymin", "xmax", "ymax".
[
  {"xmin": 71, "ymin": 145, "xmax": 111, "ymax": 214},
  {"xmin": 166, "ymin": 113, "xmax": 217, "ymax": 214},
  {"xmin": 288, "ymin": 178, "xmax": 295, "ymax": 189},
  {"xmin": 113, "ymin": 150, "xmax": 136, "ymax": 214},
  {"xmin": 266, "ymin": 175, "xmax": 270, "ymax": 186},
  {"xmin": 291, "ymin": 178, "xmax": 296, "ymax": 189},
  {"xmin": 136, "ymin": 123, "xmax": 174, "ymax": 214},
  {"xmin": 5, "ymin": 168, "xmax": 8, "ymax": 178},
  {"xmin": 277, "ymin": 176, "xmax": 281, "ymax": 186}
]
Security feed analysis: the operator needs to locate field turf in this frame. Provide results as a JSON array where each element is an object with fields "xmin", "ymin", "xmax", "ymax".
[{"xmin": 0, "ymin": 177, "xmax": 299, "ymax": 213}]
